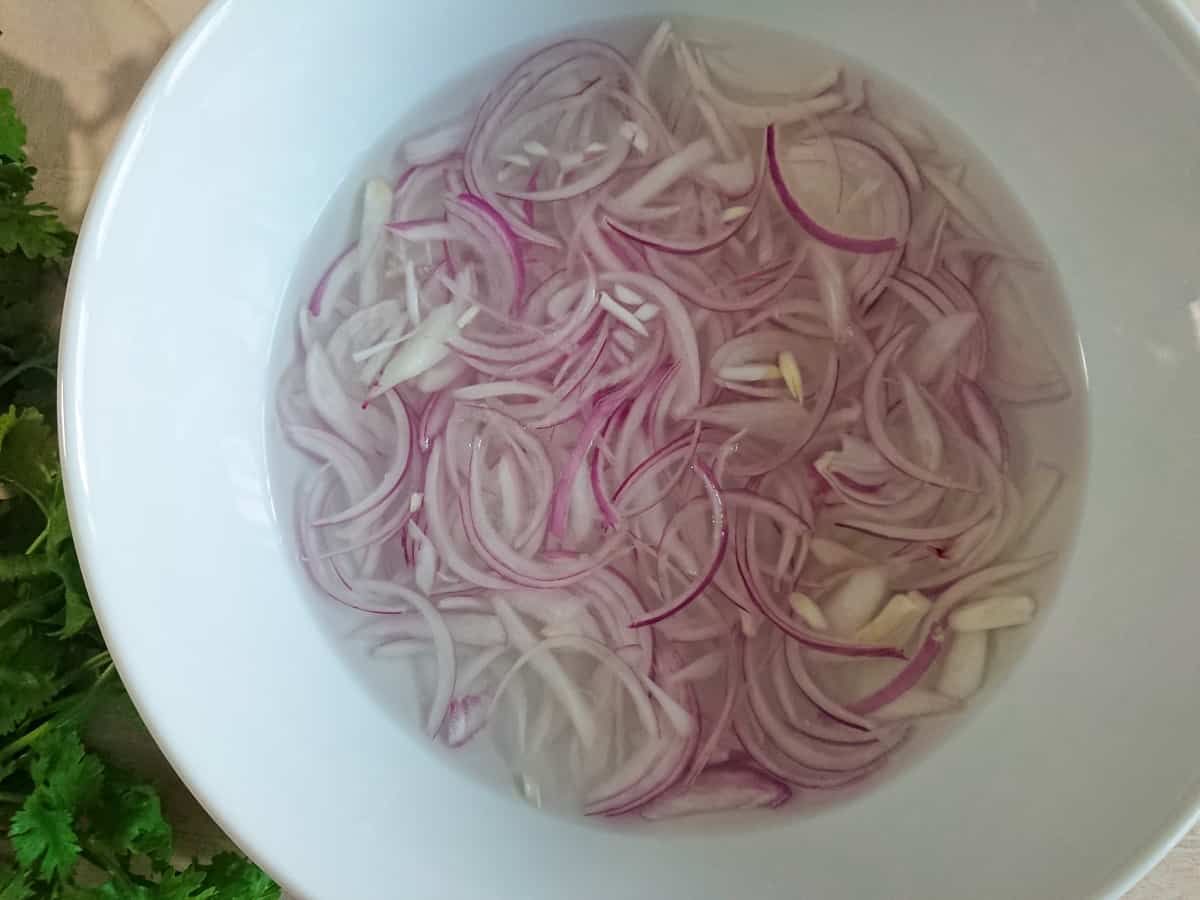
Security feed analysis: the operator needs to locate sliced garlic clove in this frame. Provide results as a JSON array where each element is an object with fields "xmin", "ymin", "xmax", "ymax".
[
  {"xmin": 937, "ymin": 630, "xmax": 988, "ymax": 700},
  {"xmin": 854, "ymin": 591, "xmax": 931, "ymax": 644},
  {"xmin": 949, "ymin": 594, "xmax": 1035, "ymax": 632},
  {"xmin": 788, "ymin": 592, "xmax": 829, "ymax": 631},
  {"xmin": 823, "ymin": 566, "xmax": 888, "ymax": 635}
]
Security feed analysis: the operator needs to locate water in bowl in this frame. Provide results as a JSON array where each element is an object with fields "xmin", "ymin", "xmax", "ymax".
[{"xmin": 265, "ymin": 14, "xmax": 1087, "ymax": 825}]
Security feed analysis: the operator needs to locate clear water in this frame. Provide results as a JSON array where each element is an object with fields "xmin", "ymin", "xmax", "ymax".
[{"xmin": 265, "ymin": 15, "xmax": 1088, "ymax": 828}]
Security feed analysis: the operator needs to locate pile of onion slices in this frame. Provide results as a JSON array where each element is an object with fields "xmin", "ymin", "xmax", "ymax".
[{"xmin": 280, "ymin": 22, "xmax": 1071, "ymax": 819}]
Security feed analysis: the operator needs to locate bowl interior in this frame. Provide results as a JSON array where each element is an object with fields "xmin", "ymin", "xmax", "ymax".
[
  {"xmin": 61, "ymin": 1, "xmax": 1200, "ymax": 898},
  {"xmin": 266, "ymin": 11, "xmax": 1090, "ymax": 826}
]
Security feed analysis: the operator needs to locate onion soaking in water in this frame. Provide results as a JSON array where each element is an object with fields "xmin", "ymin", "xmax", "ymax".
[{"xmin": 272, "ymin": 18, "xmax": 1086, "ymax": 821}]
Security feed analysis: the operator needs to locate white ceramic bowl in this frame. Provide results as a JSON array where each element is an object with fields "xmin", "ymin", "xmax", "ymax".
[{"xmin": 60, "ymin": 2, "xmax": 1200, "ymax": 898}]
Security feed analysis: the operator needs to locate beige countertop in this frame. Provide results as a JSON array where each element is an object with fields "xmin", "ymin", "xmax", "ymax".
[{"xmin": 1, "ymin": 1, "xmax": 1196, "ymax": 896}]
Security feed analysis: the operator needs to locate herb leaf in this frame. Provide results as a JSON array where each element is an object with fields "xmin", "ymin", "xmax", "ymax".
[
  {"xmin": 0, "ymin": 91, "xmax": 28, "ymax": 162},
  {"xmin": 87, "ymin": 769, "xmax": 174, "ymax": 867},
  {"xmin": 0, "ymin": 863, "xmax": 33, "ymax": 900},
  {"xmin": 196, "ymin": 853, "xmax": 280, "ymax": 899},
  {"xmin": 8, "ymin": 786, "xmax": 81, "ymax": 882}
]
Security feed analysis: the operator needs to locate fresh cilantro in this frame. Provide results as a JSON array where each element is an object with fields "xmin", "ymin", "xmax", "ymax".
[
  {"xmin": 0, "ymin": 90, "xmax": 278, "ymax": 899},
  {"xmin": 194, "ymin": 854, "xmax": 280, "ymax": 900},
  {"xmin": 26, "ymin": 730, "xmax": 105, "ymax": 811},
  {"xmin": 86, "ymin": 770, "xmax": 173, "ymax": 866},
  {"xmin": 0, "ymin": 406, "xmax": 58, "ymax": 513},
  {"xmin": 0, "ymin": 863, "xmax": 33, "ymax": 900},
  {"xmin": 8, "ymin": 787, "xmax": 80, "ymax": 882},
  {"xmin": 0, "ymin": 88, "xmax": 71, "ymax": 415},
  {"xmin": 0, "ymin": 407, "xmax": 91, "ymax": 638},
  {"xmin": 0, "ymin": 90, "xmax": 29, "ymax": 162},
  {"xmin": 0, "ymin": 87, "xmax": 72, "ymax": 264}
]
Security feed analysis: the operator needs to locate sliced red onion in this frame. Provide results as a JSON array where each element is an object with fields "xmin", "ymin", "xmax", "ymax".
[
  {"xmin": 922, "ymin": 165, "xmax": 1000, "ymax": 241},
  {"xmin": 810, "ymin": 242, "xmax": 851, "ymax": 342},
  {"xmin": 630, "ymin": 463, "xmax": 726, "ymax": 627},
  {"xmin": 602, "ymin": 272, "xmax": 701, "ymax": 414},
  {"xmin": 815, "ymin": 112, "xmax": 921, "ymax": 192},
  {"xmin": 766, "ymin": 125, "xmax": 899, "ymax": 255},
  {"xmin": 687, "ymin": 399, "xmax": 813, "ymax": 435},
  {"xmin": 640, "ymin": 763, "xmax": 790, "ymax": 819},
  {"xmin": 768, "ymin": 642, "xmax": 877, "ymax": 745},
  {"xmin": 744, "ymin": 632, "xmax": 898, "ymax": 770},
  {"xmin": 732, "ymin": 703, "xmax": 888, "ymax": 790},
  {"xmin": 846, "ymin": 624, "xmax": 947, "ymax": 715},
  {"xmin": 782, "ymin": 640, "xmax": 880, "ymax": 734},
  {"xmin": 314, "ymin": 392, "xmax": 413, "ymax": 526},
  {"xmin": 356, "ymin": 580, "xmax": 456, "ymax": 736},
  {"xmin": 304, "ymin": 344, "xmax": 377, "ymax": 452},
  {"xmin": 440, "ymin": 694, "xmax": 490, "ymax": 747},
  {"xmin": 606, "ymin": 146, "xmax": 766, "ymax": 256},
  {"xmin": 446, "ymin": 194, "xmax": 525, "ymax": 314},
  {"xmin": 924, "ymin": 552, "xmax": 1055, "ymax": 633},
  {"xmin": 492, "ymin": 605, "xmax": 652, "ymax": 750},
  {"xmin": 675, "ymin": 39, "xmax": 844, "ymax": 128},
  {"xmin": 1011, "ymin": 463, "xmax": 1063, "ymax": 547},
  {"xmin": 357, "ymin": 611, "xmax": 505, "ymax": 647},
  {"xmin": 307, "ymin": 244, "xmax": 359, "ymax": 318},
  {"xmin": 548, "ymin": 395, "xmax": 625, "ymax": 539},
  {"xmin": 863, "ymin": 327, "xmax": 977, "ymax": 492},
  {"xmin": 959, "ymin": 380, "xmax": 1008, "ymax": 469},
  {"xmin": 908, "ymin": 311, "xmax": 978, "ymax": 383},
  {"xmin": 589, "ymin": 648, "xmax": 699, "ymax": 815},
  {"xmin": 685, "ymin": 630, "xmax": 742, "ymax": 782},
  {"xmin": 736, "ymin": 525, "xmax": 903, "ymax": 660}
]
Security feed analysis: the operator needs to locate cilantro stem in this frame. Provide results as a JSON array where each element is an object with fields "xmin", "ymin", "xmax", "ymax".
[
  {"xmin": 24, "ymin": 529, "xmax": 47, "ymax": 555},
  {"xmin": 35, "ymin": 659, "xmax": 114, "ymax": 719},
  {"xmin": 0, "ymin": 718, "xmax": 51, "ymax": 761},
  {"xmin": 0, "ymin": 790, "xmax": 23, "ymax": 804},
  {"xmin": 0, "ymin": 354, "xmax": 55, "ymax": 391},
  {"xmin": 82, "ymin": 650, "xmax": 112, "ymax": 671},
  {"xmin": 0, "ymin": 586, "xmax": 56, "ymax": 629},
  {"xmin": 80, "ymin": 835, "xmax": 152, "ymax": 891},
  {"xmin": 55, "ymin": 660, "xmax": 116, "ymax": 725},
  {"xmin": 0, "ymin": 552, "xmax": 54, "ymax": 580},
  {"xmin": 0, "ymin": 663, "xmax": 116, "ymax": 761},
  {"xmin": 79, "ymin": 842, "xmax": 139, "ymax": 892}
]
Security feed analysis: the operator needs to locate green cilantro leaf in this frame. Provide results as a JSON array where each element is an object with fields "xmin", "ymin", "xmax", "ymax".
[
  {"xmin": 0, "ymin": 203, "xmax": 74, "ymax": 260},
  {"xmin": 0, "ymin": 665, "xmax": 59, "ymax": 737},
  {"xmin": 87, "ymin": 769, "xmax": 174, "ymax": 867},
  {"xmin": 0, "ymin": 612, "xmax": 64, "ymax": 736},
  {"xmin": 0, "ymin": 162, "xmax": 34, "ymax": 203},
  {"xmin": 9, "ymin": 785, "xmax": 81, "ymax": 882},
  {"xmin": 0, "ymin": 90, "xmax": 27, "ymax": 163},
  {"xmin": 0, "ymin": 865, "xmax": 33, "ymax": 900},
  {"xmin": 28, "ymin": 727, "xmax": 105, "ymax": 811},
  {"xmin": 0, "ymin": 90, "xmax": 72, "ymax": 266},
  {"xmin": 197, "ymin": 853, "xmax": 280, "ymax": 900},
  {"xmin": 0, "ymin": 868, "xmax": 32, "ymax": 900},
  {"xmin": 151, "ymin": 868, "xmax": 218, "ymax": 900},
  {"xmin": 0, "ymin": 88, "xmax": 73, "ymax": 412},
  {"xmin": 0, "ymin": 406, "xmax": 56, "ymax": 513},
  {"xmin": 0, "ymin": 407, "xmax": 94, "ymax": 636}
]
